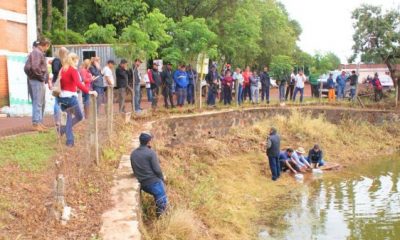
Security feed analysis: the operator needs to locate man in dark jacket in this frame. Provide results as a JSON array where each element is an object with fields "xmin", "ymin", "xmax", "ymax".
[
  {"xmin": 161, "ymin": 63, "xmax": 175, "ymax": 108},
  {"xmin": 266, "ymin": 127, "xmax": 281, "ymax": 181},
  {"xmin": 116, "ymin": 59, "xmax": 129, "ymax": 113},
  {"xmin": 260, "ymin": 66, "xmax": 271, "ymax": 104},
  {"xmin": 25, "ymin": 38, "xmax": 51, "ymax": 131},
  {"xmin": 186, "ymin": 65, "xmax": 197, "ymax": 104},
  {"xmin": 347, "ymin": 70, "xmax": 358, "ymax": 101},
  {"xmin": 206, "ymin": 66, "xmax": 219, "ymax": 106},
  {"xmin": 149, "ymin": 63, "xmax": 162, "ymax": 108},
  {"xmin": 131, "ymin": 133, "xmax": 167, "ymax": 217},
  {"xmin": 307, "ymin": 144, "xmax": 324, "ymax": 169}
]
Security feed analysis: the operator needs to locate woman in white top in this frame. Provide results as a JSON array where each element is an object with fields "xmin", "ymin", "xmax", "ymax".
[
  {"xmin": 233, "ymin": 68, "xmax": 244, "ymax": 105},
  {"xmin": 292, "ymin": 70, "xmax": 306, "ymax": 103},
  {"xmin": 144, "ymin": 70, "xmax": 152, "ymax": 102}
]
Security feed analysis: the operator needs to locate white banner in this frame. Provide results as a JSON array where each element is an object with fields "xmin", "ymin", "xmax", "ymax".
[{"xmin": 5, "ymin": 54, "xmax": 54, "ymax": 117}]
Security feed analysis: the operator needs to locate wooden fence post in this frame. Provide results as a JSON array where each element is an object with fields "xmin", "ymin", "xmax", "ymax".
[
  {"xmin": 106, "ymin": 86, "xmax": 114, "ymax": 138},
  {"xmin": 89, "ymin": 94, "xmax": 99, "ymax": 165}
]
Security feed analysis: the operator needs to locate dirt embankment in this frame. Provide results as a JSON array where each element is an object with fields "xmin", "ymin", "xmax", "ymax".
[{"xmin": 141, "ymin": 109, "xmax": 400, "ymax": 240}]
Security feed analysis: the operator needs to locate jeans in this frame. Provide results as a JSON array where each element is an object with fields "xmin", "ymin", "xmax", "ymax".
[
  {"xmin": 146, "ymin": 88, "xmax": 153, "ymax": 102},
  {"xmin": 279, "ymin": 83, "xmax": 286, "ymax": 102},
  {"xmin": 261, "ymin": 85, "xmax": 270, "ymax": 103},
  {"xmin": 176, "ymin": 87, "xmax": 187, "ymax": 106},
  {"xmin": 187, "ymin": 84, "xmax": 195, "ymax": 104},
  {"xmin": 163, "ymin": 85, "xmax": 174, "ymax": 108},
  {"xmin": 134, "ymin": 84, "xmax": 141, "ymax": 111},
  {"xmin": 141, "ymin": 181, "xmax": 168, "ymax": 217},
  {"xmin": 151, "ymin": 86, "xmax": 159, "ymax": 108},
  {"xmin": 223, "ymin": 85, "xmax": 232, "ymax": 105},
  {"xmin": 29, "ymin": 80, "xmax": 46, "ymax": 125},
  {"xmin": 350, "ymin": 87, "xmax": 356, "ymax": 100},
  {"xmin": 293, "ymin": 87, "xmax": 304, "ymax": 102},
  {"xmin": 237, "ymin": 84, "xmax": 243, "ymax": 105},
  {"xmin": 93, "ymin": 86, "xmax": 105, "ymax": 113},
  {"xmin": 58, "ymin": 96, "xmax": 83, "ymax": 146},
  {"xmin": 118, "ymin": 88, "xmax": 126, "ymax": 113},
  {"xmin": 251, "ymin": 85, "xmax": 259, "ymax": 103},
  {"xmin": 268, "ymin": 156, "xmax": 280, "ymax": 181},
  {"xmin": 337, "ymin": 84, "xmax": 345, "ymax": 99},
  {"xmin": 285, "ymin": 84, "xmax": 294, "ymax": 101},
  {"xmin": 207, "ymin": 88, "xmax": 216, "ymax": 106},
  {"xmin": 305, "ymin": 157, "xmax": 325, "ymax": 167},
  {"xmin": 243, "ymin": 85, "xmax": 251, "ymax": 102},
  {"xmin": 54, "ymin": 97, "xmax": 61, "ymax": 125}
]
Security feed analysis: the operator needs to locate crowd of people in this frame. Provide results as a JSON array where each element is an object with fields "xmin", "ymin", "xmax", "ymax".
[{"xmin": 266, "ymin": 127, "xmax": 325, "ymax": 181}]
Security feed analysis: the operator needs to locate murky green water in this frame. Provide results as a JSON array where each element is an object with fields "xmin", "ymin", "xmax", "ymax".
[{"xmin": 278, "ymin": 156, "xmax": 400, "ymax": 240}]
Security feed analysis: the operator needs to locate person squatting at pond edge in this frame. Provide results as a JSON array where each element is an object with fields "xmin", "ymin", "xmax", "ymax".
[{"xmin": 131, "ymin": 133, "xmax": 168, "ymax": 217}]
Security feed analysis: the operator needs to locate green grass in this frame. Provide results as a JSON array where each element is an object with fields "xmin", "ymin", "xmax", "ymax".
[{"xmin": 0, "ymin": 132, "xmax": 57, "ymax": 172}]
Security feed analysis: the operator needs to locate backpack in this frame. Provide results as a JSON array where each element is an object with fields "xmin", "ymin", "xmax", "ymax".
[{"xmin": 24, "ymin": 53, "xmax": 33, "ymax": 76}]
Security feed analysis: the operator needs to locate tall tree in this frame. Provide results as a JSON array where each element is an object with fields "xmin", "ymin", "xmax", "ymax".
[
  {"xmin": 37, "ymin": 0, "xmax": 43, "ymax": 35},
  {"xmin": 350, "ymin": 4, "xmax": 400, "ymax": 100},
  {"xmin": 47, "ymin": 0, "xmax": 52, "ymax": 31}
]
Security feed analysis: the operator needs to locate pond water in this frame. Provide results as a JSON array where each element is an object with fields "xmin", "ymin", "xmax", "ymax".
[{"xmin": 277, "ymin": 156, "xmax": 400, "ymax": 240}]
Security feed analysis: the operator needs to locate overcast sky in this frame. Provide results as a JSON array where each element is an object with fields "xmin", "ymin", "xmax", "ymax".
[{"xmin": 279, "ymin": 0, "xmax": 400, "ymax": 63}]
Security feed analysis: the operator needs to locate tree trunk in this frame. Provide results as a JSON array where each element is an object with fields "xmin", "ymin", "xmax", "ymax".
[
  {"xmin": 37, "ymin": 0, "xmax": 43, "ymax": 36},
  {"xmin": 385, "ymin": 61, "xmax": 399, "ymax": 104},
  {"xmin": 64, "ymin": 0, "xmax": 68, "ymax": 30},
  {"xmin": 47, "ymin": 0, "xmax": 52, "ymax": 32}
]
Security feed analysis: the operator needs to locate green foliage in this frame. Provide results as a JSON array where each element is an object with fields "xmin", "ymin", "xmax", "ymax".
[
  {"xmin": 161, "ymin": 16, "xmax": 217, "ymax": 65},
  {"xmin": 46, "ymin": 29, "xmax": 86, "ymax": 45},
  {"xmin": 269, "ymin": 55, "xmax": 294, "ymax": 81},
  {"xmin": 116, "ymin": 21, "xmax": 157, "ymax": 61},
  {"xmin": 143, "ymin": 8, "xmax": 174, "ymax": 46},
  {"xmin": 0, "ymin": 132, "xmax": 56, "ymax": 172},
  {"xmin": 350, "ymin": 4, "xmax": 400, "ymax": 65},
  {"xmin": 312, "ymin": 52, "xmax": 341, "ymax": 75},
  {"xmin": 84, "ymin": 23, "xmax": 117, "ymax": 43},
  {"xmin": 95, "ymin": 0, "xmax": 148, "ymax": 32}
]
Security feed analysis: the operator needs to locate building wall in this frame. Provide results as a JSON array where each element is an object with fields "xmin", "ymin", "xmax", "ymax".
[
  {"xmin": 0, "ymin": 1, "xmax": 27, "ymax": 14},
  {"xmin": 0, "ymin": 0, "xmax": 35, "ymax": 107}
]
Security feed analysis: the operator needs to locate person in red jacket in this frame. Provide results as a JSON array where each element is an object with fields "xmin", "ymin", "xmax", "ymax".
[
  {"xmin": 242, "ymin": 66, "xmax": 252, "ymax": 102},
  {"xmin": 222, "ymin": 70, "xmax": 233, "ymax": 105},
  {"xmin": 79, "ymin": 59, "xmax": 94, "ymax": 118},
  {"xmin": 58, "ymin": 53, "xmax": 97, "ymax": 146}
]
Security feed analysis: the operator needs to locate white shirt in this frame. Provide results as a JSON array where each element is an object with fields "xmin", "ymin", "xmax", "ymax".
[
  {"xmin": 233, "ymin": 72, "xmax": 244, "ymax": 84},
  {"xmin": 144, "ymin": 73, "xmax": 150, "ymax": 88},
  {"xmin": 295, "ymin": 74, "xmax": 306, "ymax": 88},
  {"xmin": 102, "ymin": 66, "xmax": 114, "ymax": 87}
]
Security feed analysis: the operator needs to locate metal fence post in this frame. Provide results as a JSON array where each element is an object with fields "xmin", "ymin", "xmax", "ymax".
[
  {"xmin": 106, "ymin": 86, "xmax": 113, "ymax": 138},
  {"xmin": 89, "ymin": 94, "xmax": 99, "ymax": 165}
]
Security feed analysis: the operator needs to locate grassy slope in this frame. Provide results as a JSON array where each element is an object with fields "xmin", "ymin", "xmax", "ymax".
[{"xmin": 142, "ymin": 110, "xmax": 400, "ymax": 240}]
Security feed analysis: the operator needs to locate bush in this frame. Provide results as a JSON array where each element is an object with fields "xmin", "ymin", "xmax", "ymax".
[
  {"xmin": 45, "ymin": 29, "xmax": 86, "ymax": 45},
  {"xmin": 84, "ymin": 23, "xmax": 117, "ymax": 44}
]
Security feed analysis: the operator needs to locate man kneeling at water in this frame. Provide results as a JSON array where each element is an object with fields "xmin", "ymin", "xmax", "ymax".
[
  {"xmin": 307, "ymin": 144, "xmax": 325, "ymax": 169},
  {"xmin": 279, "ymin": 148, "xmax": 301, "ymax": 174},
  {"xmin": 131, "ymin": 133, "xmax": 168, "ymax": 217},
  {"xmin": 292, "ymin": 147, "xmax": 312, "ymax": 171}
]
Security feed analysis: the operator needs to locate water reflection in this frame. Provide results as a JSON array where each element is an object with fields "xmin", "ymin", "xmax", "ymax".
[{"xmin": 280, "ymin": 157, "xmax": 400, "ymax": 240}]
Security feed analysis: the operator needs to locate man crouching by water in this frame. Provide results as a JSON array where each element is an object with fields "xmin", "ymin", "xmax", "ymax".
[{"xmin": 131, "ymin": 133, "xmax": 168, "ymax": 217}]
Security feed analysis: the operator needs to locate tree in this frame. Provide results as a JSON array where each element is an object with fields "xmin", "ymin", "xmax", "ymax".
[
  {"xmin": 310, "ymin": 52, "xmax": 340, "ymax": 76},
  {"xmin": 95, "ymin": 0, "xmax": 148, "ymax": 33},
  {"xmin": 37, "ymin": 0, "xmax": 43, "ymax": 35},
  {"xmin": 269, "ymin": 55, "xmax": 294, "ymax": 82},
  {"xmin": 84, "ymin": 23, "xmax": 117, "ymax": 43},
  {"xmin": 350, "ymin": 4, "xmax": 400, "ymax": 100},
  {"xmin": 47, "ymin": 0, "xmax": 52, "ymax": 31},
  {"xmin": 161, "ymin": 16, "xmax": 217, "ymax": 65}
]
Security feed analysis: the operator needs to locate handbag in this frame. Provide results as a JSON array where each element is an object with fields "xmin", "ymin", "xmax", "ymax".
[{"xmin": 52, "ymin": 70, "xmax": 62, "ymax": 97}]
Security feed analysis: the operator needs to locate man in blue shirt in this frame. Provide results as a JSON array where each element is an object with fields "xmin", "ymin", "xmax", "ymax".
[
  {"xmin": 279, "ymin": 148, "xmax": 300, "ymax": 174},
  {"xmin": 174, "ymin": 64, "xmax": 189, "ymax": 107},
  {"xmin": 336, "ymin": 71, "xmax": 347, "ymax": 100}
]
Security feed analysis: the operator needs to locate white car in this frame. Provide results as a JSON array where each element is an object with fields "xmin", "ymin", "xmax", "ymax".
[{"xmin": 379, "ymin": 74, "xmax": 394, "ymax": 88}]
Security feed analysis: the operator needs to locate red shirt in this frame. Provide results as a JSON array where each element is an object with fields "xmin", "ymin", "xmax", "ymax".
[
  {"xmin": 242, "ymin": 71, "xmax": 252, "ymax": 87},
  {"xmin": 79, "ymin": 68, "xmax": 92, "ymax": 89},
  {"xmin": 222, "ymin": 76, "xmax": 233, "ymax": 86},
  {"xmin": 61, "ymin": 66, "xmax": 89, "ymax": 94}
]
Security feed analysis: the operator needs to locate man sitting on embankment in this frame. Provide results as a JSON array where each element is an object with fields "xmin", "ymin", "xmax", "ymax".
[{"xmin": 130, "ymin": 133, "xmax": 168, "ymax": 217}]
